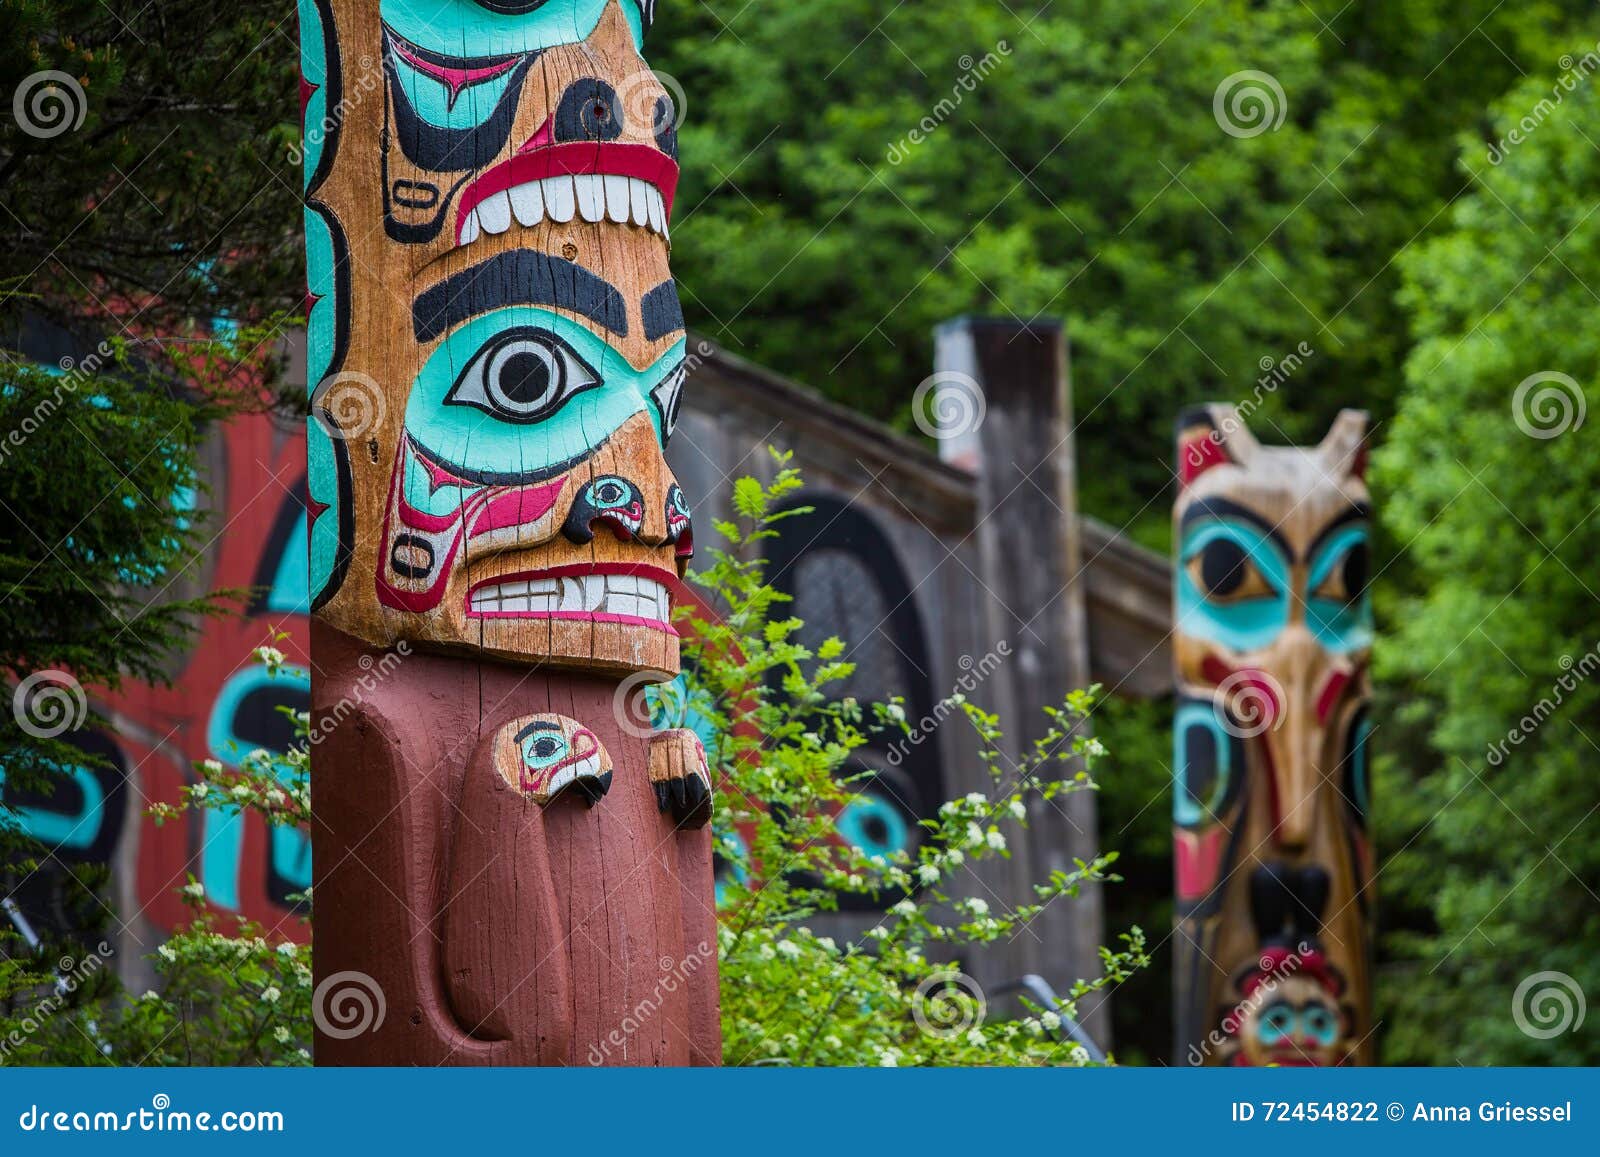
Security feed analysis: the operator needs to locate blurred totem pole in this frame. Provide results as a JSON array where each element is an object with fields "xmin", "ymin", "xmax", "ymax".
[
  {"xmin": 1171, "ymin": 405, "xmax": 1374, "ymax": 1066},
  {"xmin": 296, "ymin": 0, "xmax": 718, "ymax": 1064}
]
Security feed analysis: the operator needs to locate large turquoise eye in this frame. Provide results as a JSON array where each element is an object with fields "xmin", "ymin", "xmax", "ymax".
[
  {"xmin": 1177, "ymin": 519, "xmax": 1289, "ymax": 653},
  {"xmin": 1307, "ymin": 523, "xmax": 1374, "ymax": 654},
  {"xmin": 444, "ymin": 327, "xmax": 600, "ymax": 424},
  {"xmin": 836, "ymin": 792, "xmax": 912, "ymax": 859},
  {"xmin": 1258, "ymin": 1002, "xmax": 1295, "ymax": 1045}
]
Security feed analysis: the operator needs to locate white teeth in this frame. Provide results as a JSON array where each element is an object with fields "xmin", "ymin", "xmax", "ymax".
[
  {"xmin": 604, "ymin": 174, "xmax": 631, "ymax": 223},
  {"xmin": 575, "ymin": 175, "xmax": 605, "ymax": 222},
  {"xmin": 458, "ymin": 175, "xmax": 670, "ymax": 245},
  {"xmin": 544, "ymin": 175, "xmax": 576, "ymax": 223},
  {"xmin": 470, "ymin": 575, "xmax": 671, "ymax": 622},
  {"xmin": 646, "ymin": 186, "xmax": 664, "ymax": 235},
  {"xmin": 509, "ymin": 181, "xmax": 544, "ymax": 227},
  {"xmin": 477, "ymin": 190, "xmax": 512, "ymax": 234}
]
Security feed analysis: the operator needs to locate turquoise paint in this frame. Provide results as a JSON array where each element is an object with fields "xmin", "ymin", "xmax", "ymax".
[
  {"xmin": 835, "ymin": 794, "xmax": 911, "ymax": 859},
  {"xmin": 391, "ymin": 50, "xmax": 520, "ymax": 128},
  {"xmin": 1173, "ymin": 700, "xmax": 1231, "ymax": 828},
  {"xmin": 203, "ymin": 665, "xmax": 312, "ymax": 912},
  {"xmin": 405, "ymin": 309, "xmax": 682, "ymax": 478},
  {"xmin": 267, "ymin": 511, "xmax": 312, "ymax": 615},
  {"xmin": 379, "ymin": 0, "xmax": 643, "ymax": 56},
  {"xmin": 303, "ymin": 208, "xmax": 337, "ymax": 390},
  {"xmin": 1176, "ymin": 519, "xmax": 1289, "ymax": 653},
  {"xmin": 0, "ymin": 761, "xmax": 105, "ymax": 852},
  {"xmin": 297, "ymin": 0, "xmax": 329, "ymax": 190},
  {"xmin": 1306, "ymin": 523, "xmax": 1373, "ymax": 654},
  {"xmin": 306, "ymin": 418, "xmax": 341, "ymax": 602}
]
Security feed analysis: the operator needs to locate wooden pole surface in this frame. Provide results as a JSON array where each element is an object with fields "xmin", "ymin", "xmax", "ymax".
[
  {"xmin": 297, "ymin": 0, "xmax": 717, "ymax": 1064},
  {"xmin": 1171, "ymin": 404, "xmax": 1374, "ymax": 1067}
]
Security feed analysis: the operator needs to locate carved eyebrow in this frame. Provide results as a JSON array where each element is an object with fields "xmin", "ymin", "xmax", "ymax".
[
  {"xmin": 515, "ymin": 720, "xmax": 562, "ymax": 743},
  {"xmin": 1306, "ymin": 504, "xmax": 1370, "ymax": 562},
  {"xmin": 413, "ymin": 251, "xmax": 627, "ymax": 342},
  {"xmin": 1178, "ymin": 497, "xmax": 1291, "ymax": 558},
  {"xmin": 641, "ymin": 280, "xmax": 684, "ymax": 342}
]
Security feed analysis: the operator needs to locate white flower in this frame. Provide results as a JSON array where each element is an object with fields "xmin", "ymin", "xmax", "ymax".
[
  {"xmin": 986, "ymin": 830, "xmax": 1007, "ymax": 851},
  {"xmin": 965, "ymin": 822, "xmax": 984, "ymax": 848},
  {"xmin": 1008, "ymin": 799, "xmax": 1026, "ymax": 820},
  {"xmin": 202, "ymin": 759, "xmax": 223, "ymax": 775},
  {"xmin": 140, "ymin": 990, "xmax": 159, "ymax": 1001},
  {"xmin": 824, "ymin": 1035, "xmax": 843, "ymax": 1050},
  {"xmin": 157, "ymin": 944, "xmax": 177, "ymax": 962},
  {"xmin": 917, "ymin": 864, "xmax": 940, "ymax": 885},
  {"xmin": 758, "ymin": 943, "xmax": 776, "ymax": 961},
  {"xmin": 890, "ymin": 899, "xmax": 918, "ymax": 918},
  {"xmin": 297, "ymin": 1049, "xmax": 311, "ymax": 1061},
  {"xmin": 230, "ymin": 784, "xmax": 252, "ymax": 800},
  {"xmin": 273, "ymin": 1026, "xmax": 291, "ymax": 1044},
  {"xmin": 260, "ymin": 985, "xmax": 281, "ymax": 1004},
  {"xmin": 815, "ymin": 936, "xmax": 837, "ymax": 954},
  {"xmin": 1041, "ymin": 1010, "xmax": 1062, "ymax": 1031},
  {"xmin": 181, "ymin": 881, "xmax": 205, "ymax": 900},
  {"xmin": 964, "ymin": 792, "xmax": 986, "ymax": 806},
  {"xmin": 965, "ymin": 898, "xmax": 989, "ymax": 917},
  {"xmin": 776, "ymin": 939, "xmax": 801, "ymax": 960},
  {"xmin": 878, "ymin": 1050, "xmax": 900, "ymax": 1067},
  {"xmin": 276, "ymin": 942, "xmax": 298, "ymax": 957},
  {"xmin": 966, "ymin": 1028, "xmax": 985, "ymax": 1047},
  {"xmin": 946, "ymin": 849, "xmax": 965, "ymax": 866},
  {"xmin": 885, "ymin": 703, "xmax": 906, "ymax": 724},
  {"xmin": 865, "ymin": 926, "xmax": 889, "ymax": 940},
  {"xmin": 257, "ymin": 646, "xmax": 286, "ymax": 666}
]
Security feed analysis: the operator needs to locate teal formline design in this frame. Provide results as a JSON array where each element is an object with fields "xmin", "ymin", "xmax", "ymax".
[
  {"xmin": 0, "ymin": 762, "xmax": 105, "ymax": 852},
  {"xmin": 1176, "ymin": 518, "xmax": 1290, "ymax": 654},
  {"xmin": 380, "ymin": 0, "xmax": 644, "ymax": 58},
  {"xmin": 1307, "ymin": 522, "xmax": 1374, "ymax": 655},
  {"xmin": 406, "ymin": 309, "xmax": 684, "ymax": 480},
  {"xmin": 297, "ymin": 0, "xmax": 329, "ymax": 193},
  {"xmin": 390, "ymin": 46, "xmax": 521, "ymax": 130},
  {"xmin": 202, "ymin": 665, "xmax": 312, "ymax": 913},
  {"xmin": 1173, "ymin": 699, "xmax": 1231, "ymax": 828},
  {"xmin": 303, "ymin": 207, "xmax": 343, "ymax": 604}
]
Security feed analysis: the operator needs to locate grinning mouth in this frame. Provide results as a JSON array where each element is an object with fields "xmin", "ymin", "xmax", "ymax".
[
  {"xmin": 466, "ymin": 562, "xmax": 677, "ymax": 631},
  {"xmin": 456, "ymin": 142, "xmax": 678, "ymax": 245}
]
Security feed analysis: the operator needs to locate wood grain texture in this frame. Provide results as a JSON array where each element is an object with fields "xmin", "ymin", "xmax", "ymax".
[
  {"xmin": 312, "ymin": 620, "xmax": 720, "ymax": 1066},
  {"xmin": 1171, "ymin": 403, "xmax": 1374, "ymax": 1066}
]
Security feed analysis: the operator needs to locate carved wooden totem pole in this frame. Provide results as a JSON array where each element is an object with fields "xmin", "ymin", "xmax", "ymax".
[
  {"xmin": 1172, "ymin": 405, "xmax": 1374, "ymax": 1066},
  {"xmin": 297, "ymin": 0, "xmax": 718, "ymax": 1064}
]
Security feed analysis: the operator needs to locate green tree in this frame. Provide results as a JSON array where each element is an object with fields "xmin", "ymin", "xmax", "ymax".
[
  {"xmin": 1374, "ymin": 68, "xmax": 1600, "ymax": 1064},
  {"xmin": 654, "ymin": 0, "xmax": 1586, "ymax": 541}
]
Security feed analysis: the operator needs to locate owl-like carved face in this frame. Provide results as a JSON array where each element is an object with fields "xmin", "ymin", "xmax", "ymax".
[{"xmin": 300, "ymin": 0, "xmax": 689, "ymax": 676}]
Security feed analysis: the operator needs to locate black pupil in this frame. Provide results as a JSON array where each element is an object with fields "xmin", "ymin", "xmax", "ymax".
[
  {"xmin": 496, "ymin": 349, "xmax": 553, "ymax": 407},
  {"xmin": 532, "ymin": 737, "xmax": 558, "ymax": 758},
  {"xmin": 599, "ymin": 483, "xmax": 623, "ymax": 503},
  {"xmin": 1341, "ymin": 542, "xmax": 1369, "ymax": 602},
  {"xmin": 1199, "ymin": 538, "xmax": 1248, "ymax": 596}
]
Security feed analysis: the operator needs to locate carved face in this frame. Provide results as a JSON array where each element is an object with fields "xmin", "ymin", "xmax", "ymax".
[
  {"xmin": 300, "ymin": 0, "xmax": 688, "ymax": 675},
  {"xmin": 492, "ymin": 712, "xmax": 612, "ymax": 804},
  {"xmin": 1171, "ymin": 404, "xmax": 1374, "ymax": 1064},
  {"xmin": 1236, "ymin": 975, "xmax": 1344, "ymax": 1068}
]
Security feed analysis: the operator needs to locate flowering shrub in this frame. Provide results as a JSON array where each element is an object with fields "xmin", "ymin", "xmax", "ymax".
[{"xmin": 0, "ymin": 458, "xmax": 1143, "ymax": 1065}]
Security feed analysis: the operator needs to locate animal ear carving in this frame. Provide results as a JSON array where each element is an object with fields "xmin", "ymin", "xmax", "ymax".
[
  {"xmin": 1317, "ymin": 409, "xmax": 1369, "ymax": 481},
  {"xmin": 1176, "ymin": 403, "xmax": 1261, "ymax": 486}
]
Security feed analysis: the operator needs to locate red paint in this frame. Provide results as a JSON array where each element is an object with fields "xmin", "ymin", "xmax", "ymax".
[
  {"xmin": 1175, "ymin": 827, "xmax": 1224, "ymax": 901},
  {"xmin": 388, "ymin": 35, "xmax": 523, "ymax": 105},
  {"xmin": 1179, "ymin": 432, "xmax": 1230, "ymax": 485},
  {"xmin": 466, "ymin": 477, "xmax": 566, "ymax": 538},
  {"xmin": 456, "ymin": 142, "xmax": 680, "ymax": 241},
  {"xmin": 1316, "ymin": 670, "xmax": 1349, "ymax": 725}
]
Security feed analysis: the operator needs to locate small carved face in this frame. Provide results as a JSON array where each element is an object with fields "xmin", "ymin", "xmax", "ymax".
[
  {"xmin": 493, "ymin": 713, "xmax": 612, "ymax": 803},
  {"xmin": 1237, "ymin": 975, "xmax": 1344, "ymax": 1067}
]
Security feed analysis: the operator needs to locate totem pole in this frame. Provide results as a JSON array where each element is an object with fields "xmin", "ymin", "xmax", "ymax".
[
  {"xmin": 297, "ymin": 0, "xmax": 718, "ymax": 1064},
  {"xmin": 1171, "ymin": 405, "xmax": 1374, "ymax": 1066}
]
